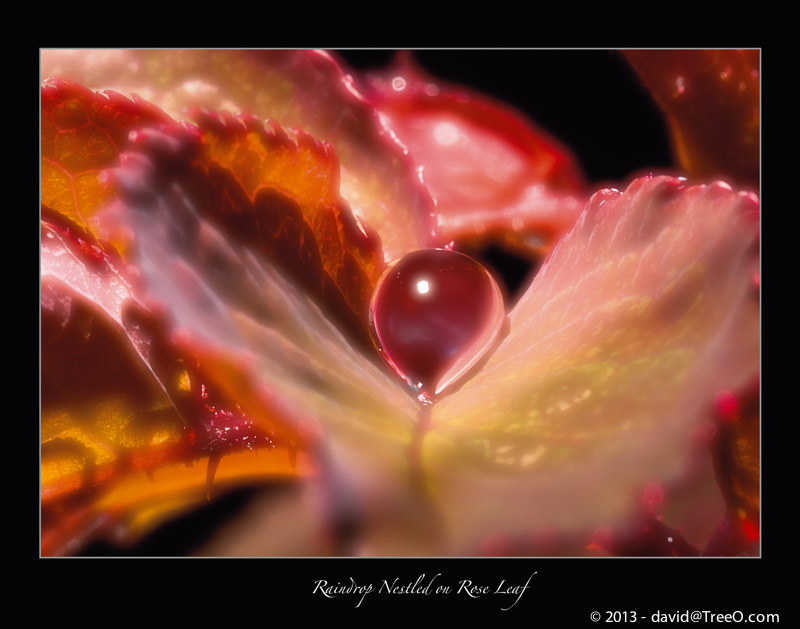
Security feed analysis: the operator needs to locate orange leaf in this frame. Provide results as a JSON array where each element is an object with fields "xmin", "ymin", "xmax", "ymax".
[
  {"xmin": 41, "ymin": 210, "xmax": 307, "ymax": 555},
  {"xmin": 114, "ymin": 110, "xmax": 385, "ymax": 347},
  {"xmin": 41, "ymin": 78, "xmax": 173, "ymax": 233},
  {"xmin": 624, "ymin": 50, "xmax": 759, "ymax": 188}
]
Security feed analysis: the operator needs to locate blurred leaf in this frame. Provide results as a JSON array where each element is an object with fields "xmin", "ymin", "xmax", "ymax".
[
  {"xmin": 41, "ymin": 78, "xmax": 173, "ymax": 235},
  {"xmin": 361, "ymin": 52, "xmax": 586, "ymax": 260},
  {"xmin": 426, "ymin": 176, "xmax": 759, "ymax": 553},
  {"xmin": 106, "ymin": 127, "xmax": 425, "ymax": 553},
  {"xmin": 40, "ymin": 79, "xmax": 419, "ymax": 553},
  {"xmin": 708, "ymin": 377, "xmax": 760, "ymax": 554},
  {"xmin": 178, "ymin": 108, "xmax": 384, "ymax": 346},
  {"xmin": 625, "ymin": 50, "xmax": 759, "ymax": 188}
]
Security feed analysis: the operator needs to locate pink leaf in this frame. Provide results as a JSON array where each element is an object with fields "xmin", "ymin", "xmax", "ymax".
[
  {"xmin": 360, "ymin": 52, "xmax": 586, "ymax": 256},
  {"xmin": 426, "ymin": 176, "xmax": 759, "ymax": 554}
]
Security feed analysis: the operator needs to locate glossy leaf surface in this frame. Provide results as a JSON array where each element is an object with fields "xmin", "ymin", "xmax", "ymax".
[
  {"xmin": 40, "ymin": 51, "xmax": 760, "ymax": 556},
  {"xmin": 361, "ymin": 52, "xmax": 586, "ymax": 259},
  {"xmin": 40, "ymin": 49, "xmax": 439, "ymax": 259}
]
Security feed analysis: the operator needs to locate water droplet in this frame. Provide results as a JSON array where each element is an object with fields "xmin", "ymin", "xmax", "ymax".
[
  {"xmin": 370, "ymin": 249, "xmax": 505, "ymax": 402},
  {"xmin": 674, "ymin": 76, "xmax": 686, "ymax": 96},
  {"xmin": 391, "ymin": 76, "xmax": 406, "ymax": 91},
  {"xmin": 667, "ymin": 536, "xmax": 673, "ymax": 543}
]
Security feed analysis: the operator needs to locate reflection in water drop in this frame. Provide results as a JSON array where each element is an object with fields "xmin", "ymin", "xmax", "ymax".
[
  {"xmin": 370, "ymin": 249, "xmax": 505, "ymax": 403},
  {"xmin": 433, "ymin": 121, "xmax": 460, "ymax": 146}
]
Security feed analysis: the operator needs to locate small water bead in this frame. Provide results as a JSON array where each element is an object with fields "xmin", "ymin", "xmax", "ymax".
[{"xmin": 370, "ymin": 248, "xmax": 505, "ymax": 404}]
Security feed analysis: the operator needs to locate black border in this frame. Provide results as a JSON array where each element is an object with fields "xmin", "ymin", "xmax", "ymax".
[{"xmin": 39, "ymin": 48, "xmax": 777, "ymax": 622}]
